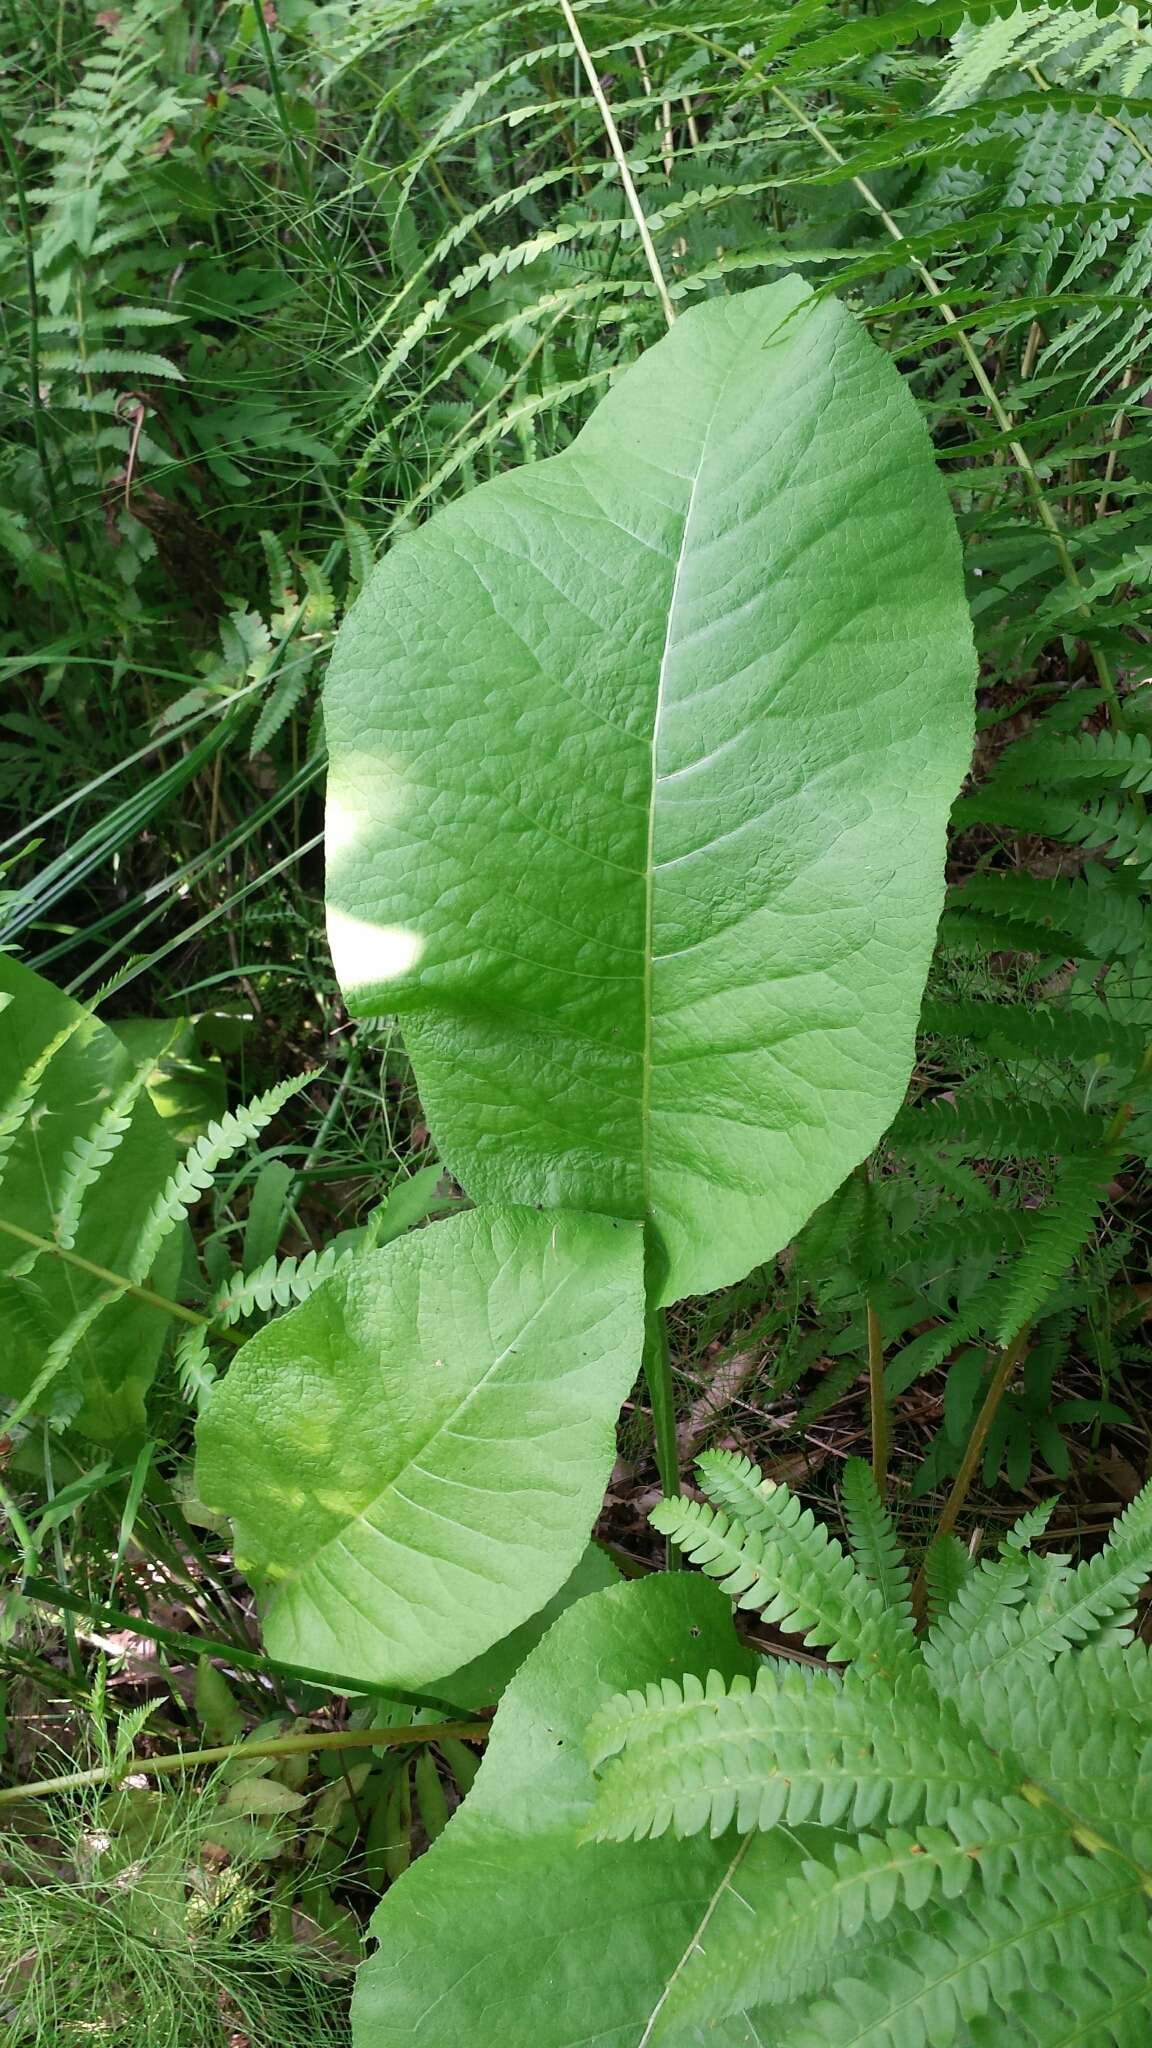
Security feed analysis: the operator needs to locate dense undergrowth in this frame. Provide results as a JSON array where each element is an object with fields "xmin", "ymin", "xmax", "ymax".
[{"xmin": 2, "ymin": 1, "xmax": 1152, "ymax": 2042}]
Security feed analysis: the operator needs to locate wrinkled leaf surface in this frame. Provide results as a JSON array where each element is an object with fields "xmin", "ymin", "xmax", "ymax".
[
  {"xmin": 196, "ymin": 1207, "xmax": 643, "ymax": 1686},
  {"xmin": 325, "ymin": 278, "xmax": 975, "ymax": 1301}
]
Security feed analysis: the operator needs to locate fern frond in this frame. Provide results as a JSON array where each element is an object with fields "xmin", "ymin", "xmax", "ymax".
[
  {"xmin": 248, "ymin": 665, "xmax": 312, "ymax": 757},
  {"xmin": 781, "ymin": 1855, "xmax": 1151, "ymax": 2048},
  {"xmin": 934, "ymin": 5, "xmax": 1124, "ymax": 109},
  {"xmin": 885, "ymin": 1271, "xmax": 1020, "ymax": 1400},
  {"xmin": 935, "ymin": 1477, "xmax": 1152, "ymax": 1686},
  {"xmin": 989, "ymin": 725, "xmax": 1152, "ymax": 796},
  {"xmin": 299, "ymin": 557, "xmax": 335, "ymax": 631},
  {"xmin": 0, "ymin": 1015, "xmax": 84, "ymax": 1195},
  {"xmin": 885, "ymin": 1203, "xmax": 1023, "ymax": 1280},
  {"xmin": 211, "ymin": 1244, "xmax": 350, "ymax": 1326},
  {"xmin": 967, "ymin": 1647, "xmax": 1152, "ymax": 1866},
  {"xmin": 53, "ymin": 1056, "xmax": 156, "ymax": 1250},
  {"xmin": 889, "ymin": 1095, "xmax": 1103, "ymax": 1160},
  {"xmin": 956, "ymin": 786, "xmax": 1152, "ymax": 880},
  {"xmin": 38, "ymin": 305, "xmax": 185, "ymax": 335},
  {"xmin": 1001, "ymin": 1497, "xmax": 1058, "ymax": 1553},
  {"xmin": 990, "ymin": 1149, "xmax": 1115, "ymax": 1343},
  {"xmin": 341, "ymin": 516, "xmax": 375, "ymax": 597},
  {"xmin": 947, "ymin": 869, "xmax": 1152, "ymax": 963},
  {"xmin": 657, "ymin": 1456, "xmax": 911, "ymax": 1670},
  {"xmin": 2, "ymin": 1288, "xmax": 121, "ymax": 1437},
  {"xmin": 650, "ymin": 1794, "xmax": 1071, "ymax": 2038},
  {"xmin": 840, "ymin": 1460, "xmax": 914, "ymax": 1625},
  {"xmin": 260, "ymin": 528, "xmax": 292, "ymax": 612},
  {"xmin": 920, "ymin": 997, "xmax": 1144, "ymax": 1068},
  {"xmin": 921, "ymin": 1533, "xmax": 974, "ymax": 1625},
  {"xmin": 586, "ymin": 1663, "xmax": 1007, "ymax": 1842},
  {"xmin": 128, "ymin": 1073, "xmax": 310, "ymax": 1286},
  {"xmin": 39, "ymin": 348, "xmax": 184, "ymax": 381},
  {"xmin": 174, "ymin": 1324, "xmax": 215, "ymax": 1411},
  {"xmin": 924, "ymin": 1546, "xmax": 1033, "ymax": 1685}
]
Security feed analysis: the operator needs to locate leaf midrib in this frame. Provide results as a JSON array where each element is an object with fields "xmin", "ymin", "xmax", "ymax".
[
  {"xmin": 638, "ymin": 1833, "xmax": 753, "ymax": 2047},
  {"xmin": 639, "ymin": 353, "xmax": 737, "ymax": 1218},
  {"xmin": 271, "ymin": 1262, "xmax": 574, "ymax": 1602}
]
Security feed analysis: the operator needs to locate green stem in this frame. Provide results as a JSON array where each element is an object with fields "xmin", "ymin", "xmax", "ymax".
[
  {"xmin": 0, "ymin": 113, "xmax": 81, "ymax": 618},
  {"xmin": 866, "ymin": 1298, "xmax": 889, "ymax": 1495},
  {"xmin": 0, "ymin": 1723, "xmax": 487, "ymax": 1808},
  {"xmin": 935, "ymin": 1320, "xmax": 1033, "ymax": 1551},
  {"xmin": 18, "ymin": 1572, "xmax": 465, "ymax": 1714},
  {"xmin": 559, "ymin": 0, "xmax": 676, "ymax": 327},
  {"xmin": 0, "ymin": 1217, "xmax": 241, "ymax": 1345},
  {"xmin": 642, "ymin": 1304, "xmax": 680, "ymax": 1564},
  {"xmin": 254, "ymin": 0, "xmax": 312, "ymax": 207}
]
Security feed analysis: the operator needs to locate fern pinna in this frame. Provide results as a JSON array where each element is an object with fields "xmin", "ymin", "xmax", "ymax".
[
  {"xmin": 585, "ymin": 1450, "xmax": 1152, "ymax": 2046},
  {"xmin": 789, "ymin": 672, "xmax": 1152, "ymax": 1496}
]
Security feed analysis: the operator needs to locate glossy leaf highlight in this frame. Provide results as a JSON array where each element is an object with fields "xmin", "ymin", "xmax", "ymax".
[
  {"xmin": 195, "ymin": 1207, "xmax": 644, "ymax": 1687},
  {"xmin": 325, "ymin": 277, "xmax": 975, "ymax": 1302}
]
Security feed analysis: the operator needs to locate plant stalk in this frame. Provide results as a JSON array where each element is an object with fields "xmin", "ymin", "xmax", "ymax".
[
  {"xmin": 0, "ymin": 1217, "xmax": 241, "ymax": 1344},
  {"xmin": 642, "ymin": 1304, "xmax": 681, "ymax": 1566},
  {"xmin": 559, "ymin": 0, "xmax": 676, "ymax": 327},
  {"xmin": 18, "ymin": 1573, "xmax": 466, "ymax": 1714},
  {"xmin": 936, "ymin": 1320, "xmax": 1033, "ymax": 1550},
  {"xmin": 866, "ymin": 1298, "xmax": 889, "ymax": 1495},
  {"xmin": 254, "ymin": 0, "xmax": 312, "ymax": 207},
  {"xmin": 0, "ymin": 113, "xmax": 81, "ymax": 618},
  {"xmin": 0, "ymin": 1723, "xmax": 488, "ymax": 1807}
]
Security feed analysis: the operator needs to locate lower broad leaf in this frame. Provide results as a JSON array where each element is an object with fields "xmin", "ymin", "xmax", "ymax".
[
  {"xmin": 194, "ymin": 1206, "xmax": 643, "ymax": 1688},
  {"xmin": 352, "ymin": 1573, "xmax": 804, "ymax": 2048},
  {"xmin": 438, "ymin": 1542, "xmax": 620, "ymax": 1711}
]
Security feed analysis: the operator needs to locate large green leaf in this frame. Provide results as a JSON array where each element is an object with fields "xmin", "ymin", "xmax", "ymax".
[
  {"xmin": 195, "ymin": 1207, "xmax": 644, "ymax": 1687},
  {"xmin": 0, "ymin": 955, "xmax": 182, "ymax": 1443},
  {"xmin": 352, "ymin": 1571, "xmax": 801, "ymax": 2048},
  {"xmin": 324, "ymin": 277, "xmax": 975, "ymax": 1304},
  {"xmin": 438, "ymin": 1540, "xmax": 620, "ymax": 1710}
]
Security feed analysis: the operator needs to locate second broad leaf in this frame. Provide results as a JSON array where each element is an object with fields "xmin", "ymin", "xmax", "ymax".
[{"xmin": 195, "ymin": 1206, "xmax": 644, "ymax": 1687}]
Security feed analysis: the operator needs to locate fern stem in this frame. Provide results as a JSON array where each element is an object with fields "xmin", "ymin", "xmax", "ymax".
[
  {"xmin": 914, "ymin": 1319, "xmax": 1033, "ymax": 1621},
  {"xmin": 642, "ymin": 1303, "xmax": 681, "ymax": 1563},
  {"xmin": 867, "ymin": 1298, "xmax": 889, "ymax": 1495},
  {"xmin": 0, "ymin": 1723, "xmax": 488, "ymax": 1809},
  {"xmin": 1096, "ymin": 365, "xmax": 1135, "ymax": 522},
  {"xmin": 558, "ymin": 0, "xmax": 676, "ymax": 327},
  {"xmin": 916, "ymin": 1043, "xmax": 1152, "ymax": 1604},
  {"xmin": 253, "ymin": 0, "xmax": 312, "ymax": 207},
  {"xmin": 0, "ymin": 1217, "xmax": 241, "ymax": 1346},
  {"xmin": 0, "ymin": 114, "xmax": 81, "ymax": 619}
]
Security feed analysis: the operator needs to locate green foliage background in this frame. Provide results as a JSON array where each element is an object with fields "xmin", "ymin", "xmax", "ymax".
[{"xmin": 2, "ymin": 1, "xmax": 1152, "ymax": 2042}]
